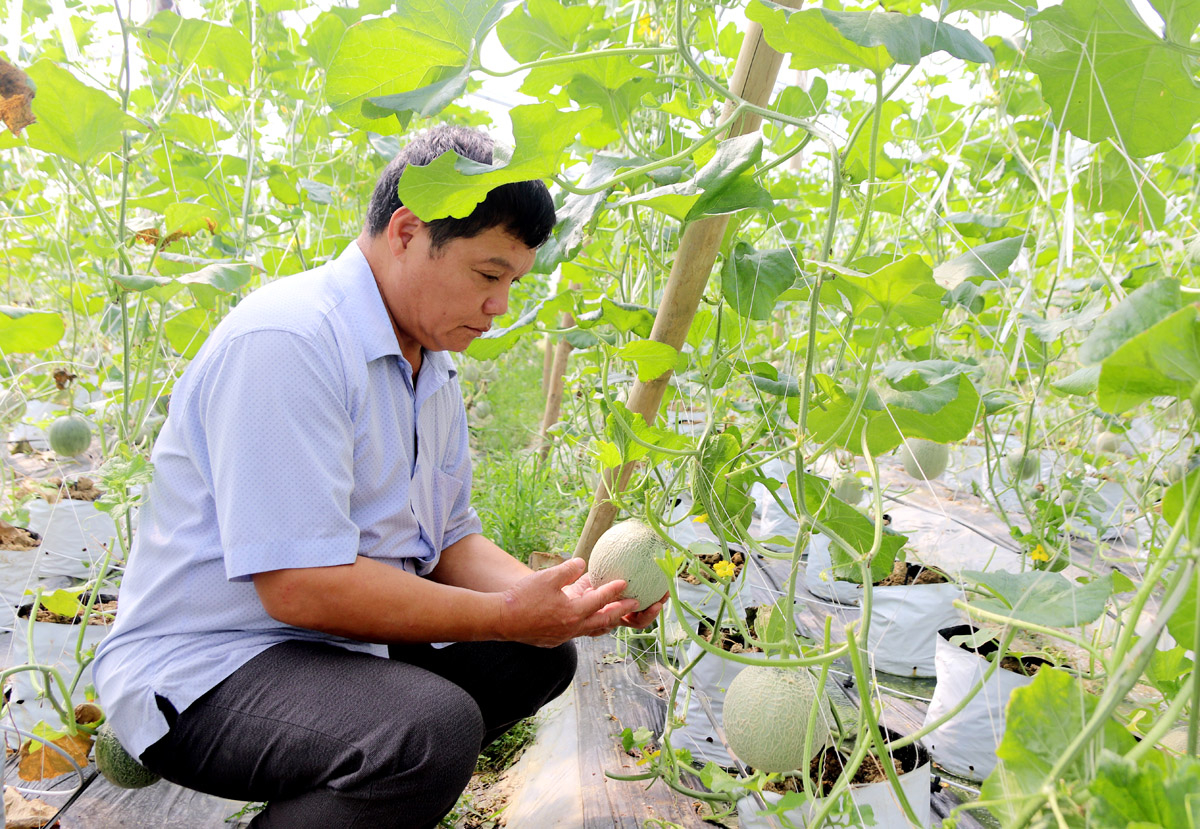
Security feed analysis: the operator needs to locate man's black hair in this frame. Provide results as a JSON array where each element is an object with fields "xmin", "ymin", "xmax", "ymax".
[{"xmin": 364, "ymin": 125, "xmax": 556, "ymax": 250}]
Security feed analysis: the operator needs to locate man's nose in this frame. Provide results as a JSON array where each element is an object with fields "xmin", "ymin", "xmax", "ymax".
[{"xmin": 483, "ymin": 286, "xmax": 509, "ymax": 317}]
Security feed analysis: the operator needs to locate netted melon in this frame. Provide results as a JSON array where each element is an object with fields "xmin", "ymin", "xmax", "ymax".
[
  {"xmin": 899, "ymin": 439, "xmax": 949, "ymax": 480},
  {"xmin": 723, "ymin": 665, "xmax": 829, "ymax": 772},
  {"xmin": 94, "ymin": 723, "xmax": 160, "ymax": 789},
  {"xmin": 587, "ymin": 520, "xmax": 669, "ymax": 612},
  {"xmin": 48, "ymin": 414, "xmax": 92, "ymax": 457}
]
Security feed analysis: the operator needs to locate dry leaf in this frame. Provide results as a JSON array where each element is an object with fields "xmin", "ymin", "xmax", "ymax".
[
  {"xmin": 4, "ymin": 785, "xmax": 59, "ymax": 828},
  {"xmin": 18, "ymin": 730, "xmax": 93, "ymax": 781},
  {"xmin": 0, "ymin": 58, "xmax": 35, "ymax": 137},
  {"xmin": 73, "ymin": 702, "xmax": 103, "ymax": 725}
]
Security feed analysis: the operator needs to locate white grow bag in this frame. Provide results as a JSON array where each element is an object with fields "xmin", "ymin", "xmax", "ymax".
[
  {"xmin": 921, "ymin": 625, "xmax": 1036, "ymax": 782},
  {"xmin": 6, "ymin": 605, "xmax": 113, "ymax": 736},
  {"xmin": 865, "ymin": 577, "xmax": 965, "ymax": 678},
  {"xmin": 26, "ymin": 498, "xmax": 130, "ymax": 580},
  {"xmin": 804, "ymin": 535, "xmax": 864, "ymax": 606},
  {"xmin": 736, "ymin": 736, "xmax": 932, "ymax": 829}
]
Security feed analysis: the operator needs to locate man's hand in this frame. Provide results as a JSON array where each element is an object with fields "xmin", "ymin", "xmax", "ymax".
[
  {"xmin": 561, "ymin": 568, "xmax": 668, "ymax": 635},
  {"xmin": 498, "ymin": 558, "xmax": 641, "ymax": 647}
]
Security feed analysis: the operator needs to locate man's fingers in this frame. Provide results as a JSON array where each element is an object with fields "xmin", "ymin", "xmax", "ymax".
[
  {"xmin": 574, "ymin": 576, "xmax": 629, "ymax": 616},
  {"xmin": 542, "ymin": 556, "xmax": 587, "ymax": 589}
]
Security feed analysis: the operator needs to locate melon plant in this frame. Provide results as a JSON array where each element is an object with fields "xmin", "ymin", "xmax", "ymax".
[
  {"xmin": 899, "ymin": 440, "xmax": 950, "ymax": 481},
  {"xmin": 1005, "ymin": 449, "xmax": 1039, "ymax": 481},
  {"xmin": 831, "ymin": 473, "xmax": 864, "ymax": 506},
  {"xmin": 722, "ymin": 665, "xmax": 829, "ymax": 772},
  {"xmin": 587, "ymin": 520, "xmax": 669, "ymax": 611},
  {"xmin": 47, "ymin": 414, "xmax": 92, "ymax": 456},
  {"xmin": 94, "ymin": 723, "xmax": 161, "ymax": 789}
]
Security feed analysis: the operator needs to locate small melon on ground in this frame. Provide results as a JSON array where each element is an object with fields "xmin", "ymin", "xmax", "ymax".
[
  {"xmin": 94, "ymin": 723, "xmax": 161, "ymax": 789},
  {"xmin": 899, "ymin": 439, "xmax": 950, "ymax": 481},
  {"xmin": 587, "ymin": 520, "xmax": 669, "ymax": 611},
  {"xmin": 48, "ymin": 414, "xmax": 92, "ymax": 457},
  {"xmin": 723, "ymin": 666, "xmax": 829, "ymax": 772}
]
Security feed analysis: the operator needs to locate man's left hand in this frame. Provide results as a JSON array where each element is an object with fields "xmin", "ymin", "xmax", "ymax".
[{"xmin": 563, "ymin": 573, "xmax": 667, "ymax": 634}]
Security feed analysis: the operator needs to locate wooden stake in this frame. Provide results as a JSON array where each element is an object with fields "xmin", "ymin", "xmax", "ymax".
[
  {"xmin": 572, "ymin": 7, "xmax": 797, "ymax": 561},
  {"xmin": 538, "ymin": 289, "xmax": 579, "ymax": 460}
]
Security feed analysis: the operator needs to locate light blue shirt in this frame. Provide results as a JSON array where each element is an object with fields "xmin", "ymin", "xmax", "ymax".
[{"xmin": 93, "ymin": 243, "xmax": 481, "ymax": 758}]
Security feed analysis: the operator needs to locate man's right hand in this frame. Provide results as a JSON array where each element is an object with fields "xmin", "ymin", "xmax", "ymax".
[{"xmin": 497, "ymin": 558, "xmax": 640, "ymax": 647}]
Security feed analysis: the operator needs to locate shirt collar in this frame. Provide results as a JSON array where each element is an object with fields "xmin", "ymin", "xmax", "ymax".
[{"xmin": 336, "ymin": 242, "xmax": 458, "ymax": 382}]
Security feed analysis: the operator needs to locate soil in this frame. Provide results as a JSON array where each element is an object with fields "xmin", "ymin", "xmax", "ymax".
[
  {"xmin": 765, "ymin": 744, "xmax": 906, "ymax": 797},
  {"xmin": 19, "ymin": 598, "xmax": 117, "ymax": 626},
  {"xmin": 38, "ymin": 476, "xmax": 103, "ymax": 503},
  {"xmin": 0, "ymin": 521, "xmax": 39, "ymax": 550},
  {"xmin": 998, "ymin": 655, "xmax": 1049, "ymax": 677},
  {"xmin": 679, "ymin": 550, "xmax": 746, "ymax": 585},
  {"xmin": 697, "ymin": 605, "xmax": 764, "ymax": 654},
  {"xmin": 875, "ymin": 560, "xmax": 949, "ymax": 587}
]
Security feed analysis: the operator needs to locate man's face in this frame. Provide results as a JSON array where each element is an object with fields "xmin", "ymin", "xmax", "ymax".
[{"xmin": 394, "ymin": 223, "xmax": 536, "ymax": 355}]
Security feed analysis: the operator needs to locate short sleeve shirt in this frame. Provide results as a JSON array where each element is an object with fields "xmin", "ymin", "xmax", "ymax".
[{"xmin": 92, "ymin": 243, "xmax": 482, "ymax": 758}]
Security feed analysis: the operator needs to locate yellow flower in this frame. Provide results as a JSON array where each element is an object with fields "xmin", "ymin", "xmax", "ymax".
[
  {"xmin": 1030, "ymin": 544, "xmax": 1050, "ymax": 562},
  {"xmin": 636, "ymin": 13, "xmax": 657, "ymax": 39},
  {"xmin": 714, "ymin": 560, "xmax": 736, "ymax": 580}
]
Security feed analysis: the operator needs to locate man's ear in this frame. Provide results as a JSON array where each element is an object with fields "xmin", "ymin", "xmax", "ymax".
[{"xmin": 386, "ymin": 207, "xmax": 423, "ymax": 256}]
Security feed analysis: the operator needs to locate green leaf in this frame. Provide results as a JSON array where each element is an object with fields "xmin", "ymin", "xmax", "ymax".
[
  {"xmin": 0, "ymin": 306, "xmax": 65, "ymax": 353},
  {"xmin": 1089, "ymin": 753, "xmax": 1200, "ymax": 828},
  {"xmin": 1097, "ymin": 305, "xmax": 1200, "ymax": 413},
  {"xmin": 38, "ymin": 586, "xmax": 86, "ymax": 618},
  {"xmin": 303, "ymin": 12, "xmax": 347, "ymax": 70},
  {"xmin": 164, "ymin": 202, "xmax": 219, "ymax": 237},
  {"xmin": 1021, "ymin": 298, "xmax": 1106, "ymax": 344},
  {"xmin": 693, "ymin": 431, "xmax": 755, "ymax": 534},
  {"xmin": 1075, "ymin": 148, "xmax": 1166, "ymax": 226},
  {"xmin": 1051, "ymin": 364, "xmax": 1100, "ymax": 397},
  {"xmin": 394, "ymin": 103, "xmax": 600, "ymax": 220},
  {"xmin": 932, "ymin": 236, "xmax": 1024, "ymax": 289},
  {"xmin": 110, "ymin": 273, "xmax": 185, "ymax": 304},
  {"xmin": 576, "ymin": 299, "xmax": 656, "ymax": 338},
  {"xmin": 1166, "ymin": 570, "xmax": 1196, "ymax": 658},
  {"xmin": 981, "ymin": 669, "xmax": 1135, "ymax": 825},
  {"xmin": 1027, "ymin": 0, "xmax": 1200, "ymax": 157},
  {"xmin": 962, "ymin": 570, "xmax": 1114, "ymax": 627},
  {"xmin": 881, "ymin": 359, "xmax": 981, "ymax": 388},
  {"xmin": 163, "ymin": 307, "xmax": 214, "ymax": 359},
  {"xmin": 23, "ymin": 61, "xmax": 141, "ymax": 165},
  {"xmin": 1078, "ymin": 279, "xmax": 1182, "ymax": 365},
  {"xmin": 721, "ymin": 242, "xmax": 799, "ymax": 320},
  {"xmin": 466, "ymin": 293, "xmax": 574, "ymax": 360},
  {"xmin": 138, "ymin": 12, "xmax": 254, "ymax": 85},
  {"xmin": 865, "ymin": 373, "xmax": 981, "ymax": 453},
  {"xmin": 1161, "ymin": 467, "xmax": 1200, "ymax": 546},
  {"xmin": 534, "ymin": 153, "xmax": 631, "ymax": 273},
  {"xmin": 826, "ymin": 254, "xmax": 945, "ymax": 328},
  {"xmin": 605, "ymin": 401, "xmax": 692, "ymax": 467},
  {"xmin": 179, "ymin": 263, "xmax": 257, "ymax": 310},
  {"xmin": 616, "ymin": 340, "xmax": 678, "ymax": 382},
  {"xmin": 797, "ymin": 472, "xmax": 906, "ymax": 583},
  {"xmin": 496, "ymin": 0, "xmax": 600, "ymax": 62},
  {"xmin": 749, "ymin": 1, "xmax": 991, "ymax": 73},
  {"xmin": 366, "ymin": 62, "xmax": 472, "ymax": 120}
]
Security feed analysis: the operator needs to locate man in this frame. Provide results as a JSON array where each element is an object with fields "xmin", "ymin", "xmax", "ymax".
[{"xmin": 93, "ymin": 126, "xmax": 664, "ymax": 828}]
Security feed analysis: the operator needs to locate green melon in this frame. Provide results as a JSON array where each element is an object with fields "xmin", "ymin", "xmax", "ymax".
[
  {"xmin": 831, "ymin": 474, "xmax": 864, "ymax": 506},
  {"xmin": 94, "ymin": 723, "xmax": 161, "ymax": 789},
  {"xmin": 899, "ymin": 439, "xmax": 949, "ymax": 480},
  {"xmin": 1092, "ymin": 431, "xmax": 1120, "ymax": 454},
  {"xmin": 1005, "ymin": 449, "xmax": 1039, "ymax": 481},
  {"xmin": 587, "ymin": 520, "xmax": 669, "ymax": 612},
  {"xmin": 722, "ymin": 666, "xmax": 829, "ymax": 772},
  {"xmin": 48, "ymin": 414, "xmax": 92, "ymax": 456}
]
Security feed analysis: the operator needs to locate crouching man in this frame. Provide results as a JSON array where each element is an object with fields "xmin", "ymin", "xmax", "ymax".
[{"xmin": 93, "ymin": 125, "xmax": 663, "ymax": 828}]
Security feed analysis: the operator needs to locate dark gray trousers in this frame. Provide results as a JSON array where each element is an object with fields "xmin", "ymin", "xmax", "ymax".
[{"xmin": 138, "ymin": 638, "xmax": 577, "ymax": 828}]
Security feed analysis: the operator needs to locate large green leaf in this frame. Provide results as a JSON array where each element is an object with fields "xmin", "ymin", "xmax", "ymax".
[
  {"xmin": 163, "ymin": 308, "xmax": 214, "ymax": 359},
  {"xmin": 616, "ymin": 340, "xmax": 679, "ymax": 382},
  {"xmin": 137, "ymin": 12, "xmax": 253, "ymax": 84},
  {"xmin": 692, "ymin": 430, "xmax": 755, "ymax": 534},
  {"xmin": 796, "ymin": 472, "xmax": 906, "ymax": 583},
  {"xmin": 1075, "ymin": 148, "xmax": 1166, "ymax": 226},
  {"xmin": 496, "ymin": 0, "xmax": 602, "ymax": 62},
  {"xmin": 1097, "ymin": 305, "xmax": 1200, "ymax": 413},
  {"xmin": 1161, "ymin": 467, "xmax": 1200, "ymax": 546},
  {"xmin": 963, "ymin": 570, "xmax": 1114, "ymax": 627},
  {"xmin": 0, "ymin": 306, "xmax": 65, "ymax": 353},
  {"xmin": 1089, "ymin": 754, "xmax": 1200, "ymax": 828},
  {"xmin": 576, "ymin": 298, "xmax": 657, "ymax": 338},
  {"xmin": 394, "ymin": 103, "xmax": 601, "ymax": 220},
  {"xmin": 534, "ymin": 153, "xmax": 631, "ymax": 273},
  {"xmin": 466, "ymin": 292, "xmax": 574, "ymax": 360},
  {"xmin": 23, "ymin": 61, "xmax": 141, "ymax": 165},
  {"xmin": 1078, "ymin": 279, "xmax": 1182, "ymax": 365},
  {"xmin": 1166, "ymin": 567, "xmax": 1196, "ymax": 655},
  {"xmin": 826, "ymin": 254, "xmax": 946, "ymax": 327},
  {"xmin": 981, "ymin": 669, "xmax": 1135, "ymax": 825},
  {"xmin": 749, "ymin": 1, "xmax": 991, "ymax": 73},
  {"xmin": 720, "ymin": 242, "xmax": 800, "ymax": 320},
  {"xmin": 1027, "ymin": 0, "xmax": 1200, "ymax": 157},
  {"xmin": 932, "ymin": 236, "xmax": 1024, "ymax": 289}
]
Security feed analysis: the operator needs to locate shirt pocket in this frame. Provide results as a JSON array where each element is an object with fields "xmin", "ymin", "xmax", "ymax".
[{"xmin": 409, "ymin": 463, "xmax": 463, "ymax": 571}]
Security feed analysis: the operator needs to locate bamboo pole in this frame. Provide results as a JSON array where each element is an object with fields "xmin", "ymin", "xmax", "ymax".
[
  {"xmin": 540, "ymin": 333, "xmax": 554, "ymax": 397},
  {"xmin": 573, "ymin": 8, "xmax": 797, "ymax": 561},
  {"xmin": 538, "ymin": 289, "xmax": 579, "ymax": 460}
]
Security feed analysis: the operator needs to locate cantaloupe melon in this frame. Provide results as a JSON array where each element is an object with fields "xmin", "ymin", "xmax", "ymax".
[
  {"xmin": 831, "ymin": 474, "xmax": 864, "ymax": 506},
  {"xmin": 1005, "ymin": 449, "xmax": 1039, "ymax": 481},
  {"xmin": 587, "ymin": 520, "xmax": 669, "ymax": 612},
  {"xmin": 48, "ymin": 414, "xmax": 91, "ymax": 457},
  {"xmin": 899, "ymin": 440, "xmax": 949, "ymax": 480},
  {"xmin": 94, "ymin": 723, "xmax": 160, "ymax": 789},
  {"xmin": 722, "ymin": 666, "xmax": 829, "ymax": 772}
]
